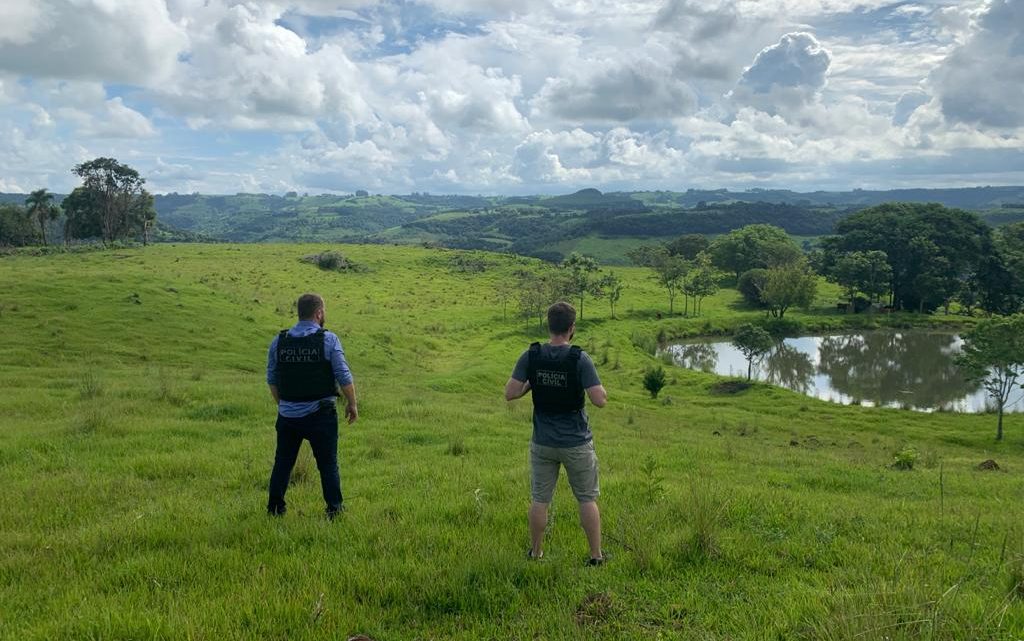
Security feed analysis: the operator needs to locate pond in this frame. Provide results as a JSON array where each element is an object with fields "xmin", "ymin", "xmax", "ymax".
[{"xmin": 663, "ymin": 331, "xmax": 1024, "ymax": 413}]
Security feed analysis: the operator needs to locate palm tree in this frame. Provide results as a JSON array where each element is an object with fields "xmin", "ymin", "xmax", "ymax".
[{"xmin": 25, "ymin": 189, "xmax": 58, "ymax": 246}]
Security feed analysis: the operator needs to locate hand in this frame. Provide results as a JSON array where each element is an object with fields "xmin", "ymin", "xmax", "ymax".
[{"xmin": 345, "ymin": 404, "xmax": 358, "ymax": 425}]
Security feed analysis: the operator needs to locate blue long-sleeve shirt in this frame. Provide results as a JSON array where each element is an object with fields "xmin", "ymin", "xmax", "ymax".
[{"xmin": 267, "ymin": 320, "xmax": 353, "ymax": 418}]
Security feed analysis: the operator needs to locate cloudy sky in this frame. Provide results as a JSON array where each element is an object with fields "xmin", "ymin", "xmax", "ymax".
[{"xmin": 0, "ymin": 0, "xmax": 1022, "ymax": 195}]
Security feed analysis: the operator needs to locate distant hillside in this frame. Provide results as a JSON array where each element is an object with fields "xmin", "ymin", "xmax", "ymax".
[{"xmin": 3, "ymin": 187, "xmax": 1023, "ymax": 261}]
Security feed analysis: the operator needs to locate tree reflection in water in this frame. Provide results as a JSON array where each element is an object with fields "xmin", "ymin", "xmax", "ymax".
[
  {"xmin": 763, "ymin": 342, "xmax": 815, "ymax": 393},
  {"xmin": 816, "ymin": 332, "xmax": 978, "ymax": 410},
  {"xmin": 671, "ymin": 342, "xmax": 719, "ymax": 373}
]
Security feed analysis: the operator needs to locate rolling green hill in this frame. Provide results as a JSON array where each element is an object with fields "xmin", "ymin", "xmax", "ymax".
[
  {"xmin": 1, "ymin": 243, "xmax": 1021, "ymax": 639},
  {"xmin": 4, "ymin": 188, "xmax": 1024, "ymax": 263}
]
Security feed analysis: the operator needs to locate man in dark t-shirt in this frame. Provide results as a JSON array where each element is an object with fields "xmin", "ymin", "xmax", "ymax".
[{"xmin": 505, "ymin": 301, "xmax": 608, "ymax": 565}]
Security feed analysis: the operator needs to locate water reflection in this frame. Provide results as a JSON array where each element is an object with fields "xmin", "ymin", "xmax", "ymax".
[
  {"xmin": 672, "ymin": 342, "xmax": 719, "ymax": 373},
  {"xmin": 764, "ymin": 343, "xmax": 815, "ymax": 394},
  {"xmin": 816, "ymin": 333, "xmax": 975, "ymax": 411},
  {"xmin": 663, "ymin": 331, "xmax": 1023, "ymax": 414}
]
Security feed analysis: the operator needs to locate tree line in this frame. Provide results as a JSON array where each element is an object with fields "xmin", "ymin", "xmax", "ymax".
[
  {"xmin": 632, "ymin": 202, "xmax": 1024, "ymax": 319},
  {"xmin": 0, "ymin": 158, "xmax": 156, "ymax": 248}
]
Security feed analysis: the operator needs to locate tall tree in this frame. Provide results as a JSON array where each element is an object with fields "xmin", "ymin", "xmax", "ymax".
[
  {"xmin": 72, "ymin": 157, "xmax": 151, "ymax": 244},
  {"xmin": 821, "ymin": 203, "xmax": 990, "ymax": 312},
  {"xmin": 595, "ymin": 272, "xmax": 625, "ymax": 318},
  {"xmin": 61, "ymin": 187, "xmax": 103, "ymax": 245},
  {"xmin": 640, "ymin": 250, "xmax": 689, "ymax": 316},
  {"xmin": 25, "ymin": 189, "xmax": 58, "ymax": 246},
  {"xmin": 709, "ymin": 224, "xmax": 802, "ymax": 280},
  {"xmin": 682, "ymin": 252, "xmax": 721, "ymax": 317},
  {"xmin": 134, "ymin": 192, "xmax": 157, "ymax": 246},
  {"xmin": 515, "ymin": 269, "xmax": 572, "ymax": 331},
  {"xmin": 760, "ymin": 261, "xmax": 818, "ymax": 318},
  {"xmin": 829, "ymin": 250, "xmax": 892, "ymax": 311},
  {"xmin": 956, "ymin": 315, "xmax": 1024, "ymax": 441},
  {"xmin": 560, "ymin": 252, "xmax": 601, "ymax": 320}
]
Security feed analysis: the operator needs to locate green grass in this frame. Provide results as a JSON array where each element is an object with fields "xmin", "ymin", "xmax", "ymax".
[{"xmin": 1, "ymin": 244, "xmax": 1022, "ymax": 640}]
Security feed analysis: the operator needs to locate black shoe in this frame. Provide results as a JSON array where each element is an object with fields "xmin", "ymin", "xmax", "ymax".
[
  {"xmin": 526, "ymin": 548, "xmax": 544, "ymax": 560},
  {"xmin": 586, "ymin": 554, "xmax": 605, "ymax": 567},
  {"xmin": 267, "ymin": 506, "xmax": 286, "ymax": 517}
]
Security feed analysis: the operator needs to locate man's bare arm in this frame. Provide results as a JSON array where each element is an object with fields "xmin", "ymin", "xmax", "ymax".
[
  {"xmin": 339, "ymin": 383, "xmax": 358, "ymax": 424},
  {"xmin": 505, "ymin": 377, "xmax": 531, "ymax": 401},
  {"xmin": 586, "ymin": 384, "xmax": 607, "ymax": 408},
  {"xmin": 269, "ymin": 384, "xmax": 280, "ymax": 403}
]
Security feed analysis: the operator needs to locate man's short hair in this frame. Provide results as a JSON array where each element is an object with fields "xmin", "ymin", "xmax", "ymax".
[
  {"xmin": 297, "ymin": 293, "xmax": 324, "ymax": 320},
  {"xmin": 547, "ymin": 301, "xmax": 576, "ymax": 335}
]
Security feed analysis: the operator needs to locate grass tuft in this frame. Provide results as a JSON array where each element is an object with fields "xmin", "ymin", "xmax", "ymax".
[
  {"xmin": 446, "ymin": 438, "xmax": 467, "ymax": 456},
  {"xmin": 77, "ymin": 373, "xmax": 104, "ymax": 400},
  {"xmin": 680, "ymin": 477, "xmax": 729, "ymax": 561}
]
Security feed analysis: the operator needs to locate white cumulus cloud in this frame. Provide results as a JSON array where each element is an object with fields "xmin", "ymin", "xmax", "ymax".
[
  {"xmin": 0, "ymin": 0, "xmax": 187, "ymax": 85},
  {"xmin": 933, "ymin": 0, "xmax": 1024, "ymax": 129},
  {"xmin": 732, "ymin": 32, "xmax": 832, "ymax": 114}
]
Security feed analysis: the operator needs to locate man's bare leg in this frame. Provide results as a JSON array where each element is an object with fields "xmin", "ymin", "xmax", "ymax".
[
  {"xmin": 529, "ymin": 501, "xmax": 548, "ymax": 557},
  {"xmin": 579, "ymin": 500, "xmax": 602, "ymax": 560}
]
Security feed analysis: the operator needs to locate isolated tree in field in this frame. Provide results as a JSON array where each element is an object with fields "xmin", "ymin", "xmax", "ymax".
[
  {"xmin": 516, "ymin": 271, "xmax": 548, "ymax": 330},
  {"xmin": 596, "ymin": 272, "xmax": 624, "ymax": 318},
  {"xmin": 561, "ymin": 252, "xmax": 601, "ymax": 320},
  {"xmin": 72, "ymin": 157, "xmax": 153, "ymax": 244},
  {"xmin": 25, "ymin": 189, "xmax": 59, "ymax": 246},
  {"xmin": 956, "ymin": 315, "xmax": 1024, "ymax": 441},
  {"xmin": 630, "ymin": 247, "xmax": 691, "ymax": 316},
  {"xmin": 732, "ymin": 324, "xmax": 775, "ymax": 381},
  {"xmin": 643, "ymin": 366, "xmax": 667, "ymax": 398},
  {"xmin": 760, "ymin": 261, "xmax": 818, "ymax": 318},
  {"xmin": 495, "ymin": 281, "xmax": 515, "ymax": 320},
  {"xmin": 682, "ymin": 252, "xmax": 721, "ymax": 317},
  {"xmin": 515, "ymin": 269, "xmax": 572, "ymax": 330},
  {"xmin": 709, "ymin": 224, "xmax": 802, "ymax": 279}
]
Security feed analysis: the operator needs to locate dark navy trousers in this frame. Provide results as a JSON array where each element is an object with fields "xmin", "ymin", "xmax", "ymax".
[{"xmin": 267, "ymin": 404, "xmax": 343, "ymax": 515}]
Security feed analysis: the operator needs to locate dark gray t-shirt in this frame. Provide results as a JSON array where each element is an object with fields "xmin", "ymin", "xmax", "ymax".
[{"xmin": 511, "ymin": 344, "xmax": 602, "ymax": 448}]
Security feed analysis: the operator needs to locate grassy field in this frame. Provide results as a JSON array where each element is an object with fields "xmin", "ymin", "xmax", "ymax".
[{"xmin": 1, "ymin": 244, "xmax": 1022, "ymax": 640}]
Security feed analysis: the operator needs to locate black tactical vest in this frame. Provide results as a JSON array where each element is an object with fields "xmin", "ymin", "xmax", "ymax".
[
  {"xmin": 274, "ymin": 329, "xmax": 338, "ymax": 402},
  {"xmin": 526, "ymin": 342, "xmax": 585, "ymax": 413}
]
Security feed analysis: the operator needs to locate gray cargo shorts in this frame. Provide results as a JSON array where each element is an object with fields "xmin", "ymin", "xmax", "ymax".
[{"xmin": 529, "ymin": 440, "xmax": 600, "ymax": 504}]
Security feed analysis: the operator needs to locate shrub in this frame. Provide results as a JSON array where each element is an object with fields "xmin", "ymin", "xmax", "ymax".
[
  {"xmin": 302, "ymin": 251, "xmax": 361, "ymax": 272},
  {"xmin": 892, "ymin": 445, "xmax": 919, "ymax": 470},
  {"xmin": 737, "ymin": 268, "xmax": 769, "ymax": 307},
  {"xmin": 643, "ymin": 366, "xmax": 667, "ymax": 398},
  {"xmin": 630, "ymin": 331, "xmax": 658, "ymax": 355},
  {"xmin": 679, "ymin": 477, "xmax": 728, "ymax": 561}
]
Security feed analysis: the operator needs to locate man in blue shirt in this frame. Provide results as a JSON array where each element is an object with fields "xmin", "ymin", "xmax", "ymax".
[{"xmin": 266, "ymin": 293, "xmax": 357, "ymax": 518}]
